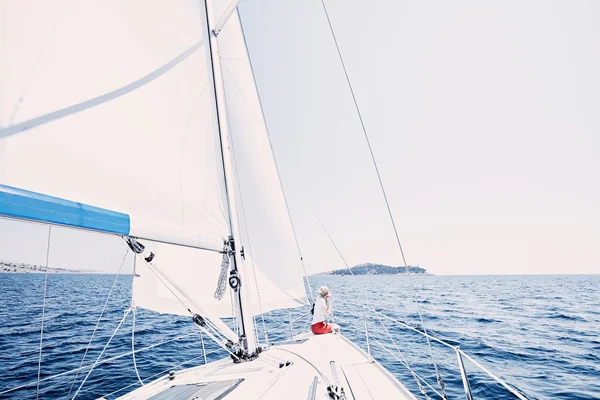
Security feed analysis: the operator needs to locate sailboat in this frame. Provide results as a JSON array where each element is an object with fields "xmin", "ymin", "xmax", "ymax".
[{"xmin": 0, "ymin": 1, "xmax": 530, "ymax": 399}]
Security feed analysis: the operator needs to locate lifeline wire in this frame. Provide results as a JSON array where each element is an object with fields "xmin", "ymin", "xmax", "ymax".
[
  {"xmin": 0, "ymin": 332, "xmax": 199, "ymax": 396},
  {"xmin": 66, "ymin": 246, "xmax": 129, "ymax": 399},
  {"xmin": 36, "ymin": 225, "xmax": 52, "ymax": 400},
  {"xmin": 319, "ymin": 1, "xmax": 447, "ymax": 397},
  {"xmin": 72, "ymin": 308, "xmax": 132, "ymax": 399},
  {"xmin": 334, "ymin": 314, "xmax": 441, "ymax": 399}
]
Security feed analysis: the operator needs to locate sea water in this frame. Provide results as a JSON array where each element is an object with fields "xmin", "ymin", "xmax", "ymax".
[{"xmin": 0, "ymin": 274, "xmax": 598, "ymax": 399}]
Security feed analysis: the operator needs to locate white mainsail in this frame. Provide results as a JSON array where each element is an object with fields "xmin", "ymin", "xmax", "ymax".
[
  {"xmin": 0, "ymin": 1, "xmax": 228, "ymax": 251},
  {"xmin": 0, "ymin": 0, "xmax": 308, "ymax": 346}
]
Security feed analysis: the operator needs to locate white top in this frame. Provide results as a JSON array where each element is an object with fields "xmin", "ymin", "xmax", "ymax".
[{"xmin": 312, "ymin": 296, "xmax": 329, "ymax": 325}]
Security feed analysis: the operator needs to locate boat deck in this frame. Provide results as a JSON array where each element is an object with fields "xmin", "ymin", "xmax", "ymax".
[{"xmin": 116, "ymin": 332, "xmax": 417, "ymax": 399}]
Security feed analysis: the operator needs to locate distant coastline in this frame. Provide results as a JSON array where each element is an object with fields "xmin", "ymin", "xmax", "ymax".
[
  {"xmin": 0, "ymin": 261, "xmax": 93, "ymax": 274},
  {"xmin": 315, "ymin": 263, "xmax": 430, "ymax": 276}
]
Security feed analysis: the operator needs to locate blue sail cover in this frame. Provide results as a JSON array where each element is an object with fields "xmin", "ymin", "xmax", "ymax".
[{"xmin": 0, "ymin": 184, "xmax": 130, "ymax": 235}]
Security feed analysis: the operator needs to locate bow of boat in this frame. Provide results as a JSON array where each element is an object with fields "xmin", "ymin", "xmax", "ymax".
[{"xmin": 116, "ymin": 332, "xmax": 417, "ymax": 399}]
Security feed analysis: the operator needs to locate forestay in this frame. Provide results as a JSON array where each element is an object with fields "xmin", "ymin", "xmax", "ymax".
[
  {"xmin": 215, "ymin": 4, "xmax": 309, "ymax": 307},
  {"xmin": 0, "ymin": 1, "xmax": 228, "ymax": 251}
]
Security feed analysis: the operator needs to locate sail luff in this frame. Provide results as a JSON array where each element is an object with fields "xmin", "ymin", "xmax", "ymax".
[{"xmin": 203, "ymin": 0, "xmax": 257, "ymax": 354}]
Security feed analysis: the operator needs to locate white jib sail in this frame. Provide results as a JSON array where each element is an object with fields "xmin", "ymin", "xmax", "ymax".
[
  {"xmin": 0, "ymin": 1, "xmax": 229, "ymax": 251},
  {"xmin": 132, "ymin": 241, "xmax": 305, "ymax": 319},
  {"xmin": 215, "ymin": 6, "xmax": 309, "ymax": 308}
]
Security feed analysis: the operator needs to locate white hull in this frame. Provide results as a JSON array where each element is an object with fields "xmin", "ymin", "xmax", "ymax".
[{"xmin": 116, "ymin": 332, "xmax": 417, "ymax": 399}]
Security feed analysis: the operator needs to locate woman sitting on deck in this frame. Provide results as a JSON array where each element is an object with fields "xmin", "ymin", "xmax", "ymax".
[{"xmin": 311, "ymin": 286, "xmax": 341, "ymax": 335}]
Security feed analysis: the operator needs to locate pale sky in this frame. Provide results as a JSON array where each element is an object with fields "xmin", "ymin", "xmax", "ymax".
[{"xmin": 1, "ymin": 0, "xmax": 599, "ymax": 275}]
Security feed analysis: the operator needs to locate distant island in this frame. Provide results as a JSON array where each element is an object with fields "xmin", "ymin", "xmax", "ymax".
[
  {"xmin": 0, "ymin": 261, "xmax": 91, "ymax": 274},
  {"xmin": 317, "ymin": 263, "xmax": 429, "ymax": 276}
]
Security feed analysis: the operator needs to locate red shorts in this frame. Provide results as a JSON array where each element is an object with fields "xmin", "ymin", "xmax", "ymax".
[{"xmin": 311, "ymin": 322, "xmax": 332, "ymax": 335}]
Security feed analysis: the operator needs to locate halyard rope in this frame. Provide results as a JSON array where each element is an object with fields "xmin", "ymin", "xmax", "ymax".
[
  {"xmin": 319, "ymin": 1, "xmax": 447, "ymax": 397},
  {"xmin": 214, "ymin": 250, "xmax": 230, "ymax": 300}
]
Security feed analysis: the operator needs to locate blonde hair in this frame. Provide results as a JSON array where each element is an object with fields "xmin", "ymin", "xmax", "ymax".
[{"xmin": 318, "ymin": 286, "xmax": 329, "ymax": 298}]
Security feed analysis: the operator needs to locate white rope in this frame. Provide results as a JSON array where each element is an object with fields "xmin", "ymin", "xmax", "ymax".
[
  {"xmin": 72, "ymin": 308, "xmax": 131, "ymax": 399},
  {"xmin": 35, "ymin": 225, "xmax": 52, "ymax": 400},
  {"xmin": 66, "ymin": 246, "xmax": 129, "ymax": 398},
  {"xmin": 131, "ymin": 306, "xmax": 144, "ymax": 386},
  {"xmin": 199, "ymin": 331, "xmax": 207, "ymax": 364}
]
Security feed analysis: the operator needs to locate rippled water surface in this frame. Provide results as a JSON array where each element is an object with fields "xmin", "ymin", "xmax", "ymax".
[{"xmin": 0, "ymin": 274, "xmax": 598, "ymax": 399}]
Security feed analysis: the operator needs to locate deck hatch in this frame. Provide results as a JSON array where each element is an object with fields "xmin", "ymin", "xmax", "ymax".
[{"xmin": 147, "ymin": 378, "xmax": 244, "ymax": 400}]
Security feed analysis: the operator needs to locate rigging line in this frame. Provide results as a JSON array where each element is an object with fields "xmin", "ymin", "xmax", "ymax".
[
  {"xmin": 338, "ymin": 299, "xmax": 455, "ymax": 351},
  {"xmin": 235, "ymin": 10, "xmax": 316, "ymax": 302},
  {"xmin": 36, "ymin": 225, "xmax": 52, "ymax": 400},
  {"xmin": 319, "ymin": 1, "xmax": 447, "ymax": 397},
  {"xmin": 220, "ymin": 63, "xmax": 268, "ymax": 346},
  {"xmin": 0, "ymin": 332, "xmax": 200, "ymax": 397},
  {"xmin": 458, "ymin": 350, "xmax": 528, "ymax": 400},
  {"xmin": 332, "ymin": 314, "xmax": 440, "ymax": 399},
  {"xmin": 193, "ymin": 323, "xmax": 241, "ymax": 361},
  {"xmin": 66, "ymin": 245, "xmax": 129, "ymax": 398},
  {"xmin": 72, "ymin": 307, "xmax": 132, "ymax": 399},
  {"xmin": 129, "ymin": 248, "xmax": 192, "ymax": 315},
  {"xmin": 368, "ymin": 336, "xmax": 441, "ymax": 400},
  {"xmin": 374, "ymin": 314, "xmax": 432, "ymax": 399},
  {"xmin": 131, "ymin": 306, "xmax": 144, "ymax": 386}
]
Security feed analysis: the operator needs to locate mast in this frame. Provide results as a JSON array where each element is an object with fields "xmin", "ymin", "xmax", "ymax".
[{"xmin": 202, "ymin": 0, "xmax": 257, "ymax": 355}]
